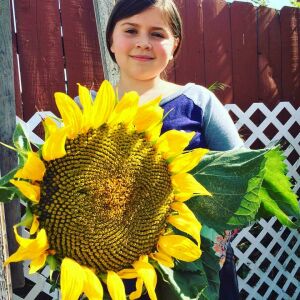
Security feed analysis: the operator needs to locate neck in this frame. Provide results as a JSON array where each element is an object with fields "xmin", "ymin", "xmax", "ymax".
[{"xmin": 116, "ymin": 75, "xmax": 164, "ymax": 98}]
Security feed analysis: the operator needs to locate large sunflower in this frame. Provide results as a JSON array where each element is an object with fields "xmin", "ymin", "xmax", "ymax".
[{"xmin": 5, "ymin": 80, "xmax": 210, "ymax": 300}]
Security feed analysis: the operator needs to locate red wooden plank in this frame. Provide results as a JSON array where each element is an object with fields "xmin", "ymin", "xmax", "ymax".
[
  {"xmin": 60, "ymin": 0, "xmax": 104, "ymax": 98},
  {"xmin": 14, "ymin": 0, "xmax": 65, "ymax": 120},
  {"xmin": 174, "ymin": 0, "xmax": 205, "ymax": 85},
  {"xmin": 10, "ymin": 0, "xmax": 22, "ymax": 118},
  {"xmin": 230, "ymin": 2, "xmax": 258, "ymax": 109},
  {"xmin": 258, "ymin": 7, "xmax": 282, "ymax": 108},
  {"xmin": 280, "ymin": 7, "xmax": 300, "ymax": 108},
  {"xmin": 203, "ymin": 0, "xmax": 233, "ymax": 104}
]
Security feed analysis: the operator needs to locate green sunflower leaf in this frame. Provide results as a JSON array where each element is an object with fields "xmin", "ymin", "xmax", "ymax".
[
  {"xmin": 157, "ymin": 264, "xmax": 207, "ymax": 299},
  {"xmin": 189, "ymin": 147, "xmax": 299, "ymax": 233},
  {"xmin": 189, "ymin": 148, "xmax": 266, "ymax": 233},
  {"xmin": 259, "ymin": 148, "xmax": 300, "ymax": 227}
]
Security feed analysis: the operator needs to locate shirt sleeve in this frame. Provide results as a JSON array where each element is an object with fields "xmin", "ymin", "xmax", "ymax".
[
  {"xmin": 186, "ymin": 85, "xmax": 244, "ymax": 151},
  {"xmin": 202, "ymin": 90, "xmax": 244, "ymax": 151}
]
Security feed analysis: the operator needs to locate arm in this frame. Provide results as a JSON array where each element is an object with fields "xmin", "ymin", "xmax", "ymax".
[{"xmin": 202, "ymin": 90, "xmax": 244, "ymax": 151}]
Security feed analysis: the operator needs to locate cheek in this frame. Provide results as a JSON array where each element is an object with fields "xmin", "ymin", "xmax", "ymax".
[
  {"xmin": 111, "ymin": 34, "xmax": 132, "ymax": 54},
  {"xmin": 156, "ymin": 41, "xmax": 175, "ymax": 58}
]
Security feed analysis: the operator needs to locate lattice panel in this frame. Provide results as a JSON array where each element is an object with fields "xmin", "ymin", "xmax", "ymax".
[
  {"xmin": 227, "ymin": 102, "xmax": 300, "ymax": 300},
  {"xmin": 11, "ymin": 102, "xmax": 300, "ymax": 300}
]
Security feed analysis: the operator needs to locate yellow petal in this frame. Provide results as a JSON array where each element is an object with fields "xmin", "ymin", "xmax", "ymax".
[
  {"xmin": 132, "ymin": 260, "xmax": 157, "ymax": 300},
  {"xmin": 29, "ymin": 253, "xmax": 47, "ymax": 274},
  {"xmin": 61, "ymin": 258, "xmax": 85, "ymax": 300},
  {"xmin": 10, "ymin": 179, "xmax": 40, "ymax": 203},
  {"xmin": 29, "ymin": 215, "xmax": 39, "ymax": 235},
  {"xmin": 155, "ymin": 130, "xmax": 195, "ymax": 159},
  {"xmin": 4, "ymin": 227, "xmax": 48, "ymax": 265},
  {"xmin": 118, "ymin": 268, "xmax": 138, "ymax": 279},
  {"xmin": 77, "ymin": 83, "xmax": 93, "ymax": 132},
  {"xmin": 145, "ymin": 123, "xmax": 163, "ymax": 143},
  {"xmin": 171, "ymin": 201, "xmax": 197, "ymax": 216},
  {"xmin": 169, "ymin": 148, "xmax": 209, "ymax": 174},
  {"xmin": 42, "ymin": 128, "xmax": 67, "ymax": 161},
  {"xmin": 174, "ymin": 193, "xmax": 193, "ymax": 202},
  {"xmin": 172, "ymin": 173, "xmax": 211, "ymax": 196},
  {"xmin": 55, "ymin": 92, "xmax": 83, "ymax": 138},
  {"xmin": 15, "ymin": 152, "xmax": 46, "ymax": 182},
  {"xmin": 82, "ymin": 267, "xmax": 104, "ymax": 300},
  {"xmin": 149, "ymin": 251, "xmax": 174, "ymax": 268},
  {"xmin": 16, "ymin": 227, "xmax": 48, "ymax": 251},
  {"xmin": 167, "ymin": 214, "xmax": 201, "ymax": 246},
  {"xmin": 133, "ymin": 96, "xmax": 163, "ymax": 132},
  {"xmin": 108, "ymin": 92, "xmax": 139, "ymax": 126},
  {"xmin": 43, "ymin": 117, "xmax": 59, "ymax": 140},
  {"xmin": 92, "ymin": 80, "xmax": 116, "ymax": 128},
  {"xmin": 158, "ymin": 235, "xmax": 202, "ymax": 262},
  {"xmin": 107, "ymin": 270, "xmax": 126, "ymax": 300},
  {"xmin": 129, "ymin": 278, "xmax": 143, "ymax": 300}
]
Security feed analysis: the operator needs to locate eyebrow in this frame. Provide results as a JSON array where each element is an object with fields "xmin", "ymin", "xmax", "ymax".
[{"xmin": 120, "ymin": 22, "xmax": 166, "ymax": 31}]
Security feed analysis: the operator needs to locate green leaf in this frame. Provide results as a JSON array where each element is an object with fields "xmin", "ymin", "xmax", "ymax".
[
  {"xmin": 259, "ymin": 187, "xmax": 296, "ymax": 227},
  {"xmin": 189, "ymin": 147, "xmax": 299, "ymax": 232},
  {"xmin": 13, "ymin": 123, "xmax": 32, "ymax": 152},
  {"xmin": 261, "ymin": 148, "xmax": 299, "ymax": 219},
  {"xmin": 156, "ymin": 264, "xmax": 207, "ymax": 300},
  {"xmin": 189, "ymin": 148, "xmax": 267, "ymax": 233},
  {"xmin": 0, "ymin": 186, "xmax": 18, "ymax": 203},
  {"xmin": 201, "ymin": 224, "xmax": 219, "ymax": 243}
]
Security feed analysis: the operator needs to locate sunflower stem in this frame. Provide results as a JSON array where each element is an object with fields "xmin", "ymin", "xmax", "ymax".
[{"xmin": 0, "ymin": 141, "xmax": 18, "ymax": 152}]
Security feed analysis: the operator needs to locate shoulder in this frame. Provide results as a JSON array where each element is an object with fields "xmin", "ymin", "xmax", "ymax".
[
  {"xmin": 183, "ymin": 83, "xmax": 217, "ymax": 107},
  {"xmin": 163, "ymin": 83, "xmax": 219, "ymax": 110},
  {"xmin": 160, "ymin": 82, "xmax": 184, "ymax": 98}
]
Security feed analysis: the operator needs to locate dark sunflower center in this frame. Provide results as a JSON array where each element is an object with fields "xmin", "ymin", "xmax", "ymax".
[{"xmin": 37, "ymin": 124, "xmax": 173, "ymax": 272}]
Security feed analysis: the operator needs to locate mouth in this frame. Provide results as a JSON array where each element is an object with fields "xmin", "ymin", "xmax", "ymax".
[{"xmin": 130, "ymin": 55, "xmax": 154, "ymax": 62}]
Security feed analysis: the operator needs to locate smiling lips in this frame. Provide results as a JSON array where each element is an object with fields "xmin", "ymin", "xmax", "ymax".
[{"xmin": 130, "ymin": 55, "xmax": 154, "ymax": 61}]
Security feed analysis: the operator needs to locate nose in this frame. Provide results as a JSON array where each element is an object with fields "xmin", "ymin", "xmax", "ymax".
[{"xmin": 135, "ymin": 38, "xmax": 152, "ymax": 50}]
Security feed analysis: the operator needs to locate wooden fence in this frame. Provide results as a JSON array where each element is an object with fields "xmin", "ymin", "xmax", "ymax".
[{"xmin": 11, "ymin": 0, "xmax": 299, "ymax": 123}]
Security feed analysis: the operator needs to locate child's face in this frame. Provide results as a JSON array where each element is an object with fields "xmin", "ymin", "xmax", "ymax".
[{"xmin": 110, "ymin": 6, "xmax": 179, "ymax": 81}]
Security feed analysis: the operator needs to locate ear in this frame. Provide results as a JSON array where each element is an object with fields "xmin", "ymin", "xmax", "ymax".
[
  {"xmin": 172, "ymin": 38, "xmax": 179, "ymax": 56},
  {"xmin": 110, "ymin": 42, "xmax": 115, "ymax": 53},
  {"xmin": 169, "ymin": 38, "xmax": 179, "ymax": 60}
]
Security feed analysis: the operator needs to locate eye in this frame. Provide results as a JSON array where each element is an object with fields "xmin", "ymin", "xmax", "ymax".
[
  {"xmin": 125, "ymin": 29, "xmax": 137, "ymax": 34},
  {"xmin": 152, "ymin": 32, "xmax": 164, "ymax": 38}
]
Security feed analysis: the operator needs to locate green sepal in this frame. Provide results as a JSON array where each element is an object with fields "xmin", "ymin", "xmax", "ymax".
[
  {"xmin": 47, "ymin": 255, "xmax": 58, "ymax": 282},
  {"xmin": 0, "ymin": 168, "xmax": 18, "ymax": 186},
  {"xmin": 16, "ymin": 206, "xmax": 33, "ymax": 228},
  {"xmin": 13, "ymin": 123, "xmax": 32, "ymax": 152}
]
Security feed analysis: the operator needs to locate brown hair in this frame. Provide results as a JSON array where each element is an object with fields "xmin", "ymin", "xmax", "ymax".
[{"xmin": 106, "ymin": 0, "xmax": 182, "ymax": 63}]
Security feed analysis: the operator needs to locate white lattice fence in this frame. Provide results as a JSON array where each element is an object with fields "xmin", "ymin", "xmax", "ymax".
[
  {"xmin": 11, "ymin": 102, "xmax": 300, "ymax": 300},
  {"xmin": 227, "ymin": 102, "xmax": 300, "ymax": 300}
]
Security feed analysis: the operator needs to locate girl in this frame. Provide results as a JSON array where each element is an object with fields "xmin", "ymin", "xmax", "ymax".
[
  {"xmin": 105, "ymin": 0, "xmax": 242, "ymax": 298},
  {"xmin": 106, "ymin": 0, "xmax": 243, "ymax": 152}
]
